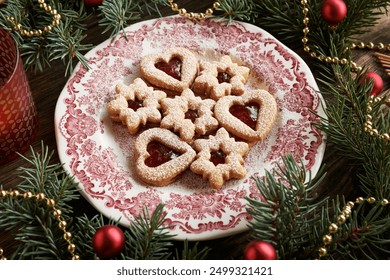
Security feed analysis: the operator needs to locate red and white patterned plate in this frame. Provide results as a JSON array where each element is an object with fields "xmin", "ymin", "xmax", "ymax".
[{"xmin": 55, "ymin": 16, "xmax": 326, "ymax": 241}]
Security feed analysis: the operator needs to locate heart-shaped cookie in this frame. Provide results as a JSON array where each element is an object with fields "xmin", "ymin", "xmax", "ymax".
[
  {"xmin": 140, "ymin": 47, "xmax": 198, "ymax": 94},
  {"xmin": 214, "ymin": 89, "xmax": 278, "ymax": 142},
  {"xmin": 134, "ymin": 127, "xmax": 196, "ymax": 186}
]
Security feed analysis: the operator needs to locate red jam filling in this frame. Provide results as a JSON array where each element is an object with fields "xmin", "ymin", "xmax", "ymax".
[
  {"xmin": 217, "ymin": 71, "xmax": 231, "ymax": 83},
  {"xmin": 127, "ymin": 98, "xmax": 143, "ymax": 111},
  {"xmin": 184, "ymin": 109, "xmax": 199, "ymax": 123},
  {"xmin": 144, "ymin": 141, "xmax": 181, "ymax": 168},
  {"xmin": 229, "ymin": 102, "xmax": 259, "ymax": 130},
  {"xmin": 210, "ymin": 149, "xmax": 226, "ymax": 166},
  {"xmin": 155, "ymin": 57, "xmax": 182, "ymax": 80}
]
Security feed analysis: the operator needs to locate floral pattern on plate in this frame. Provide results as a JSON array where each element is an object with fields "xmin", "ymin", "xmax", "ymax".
[{"xmin": 55, "ymin": 16, "xmax": 326, "ymax": 241}]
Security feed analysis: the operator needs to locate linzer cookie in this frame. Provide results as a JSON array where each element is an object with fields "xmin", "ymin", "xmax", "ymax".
[
  {"xmin": 140, "ymin": 47, "xmax": 198, "ymax": 94},
  {"xmin": 134, "ymin": 128, "xmax": 196, "ymax": 186},
  {"xmin": 190, "ymin": 128, "xmax": 249, "ymax": 189},
  {"xmin": 107, "ymin": 78, "xmax": 166, "ymax": 134},
  {"xmin": 193, "ymin": 55, "xmax": 250, "ymax": 100},
  {"xmin": 160, "ymin": 89, "xmax": 219, "ymax": 143},
  {"xmin": 107, "ymin": 46, "xmax": 279, "ymax": 190},
  {"xmin": 214, "ymin": 89, "xmax": 277, "ymax": 142}
]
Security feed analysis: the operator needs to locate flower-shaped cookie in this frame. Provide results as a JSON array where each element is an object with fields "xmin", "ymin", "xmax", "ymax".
[
  {"xmin": 160, "ymin": 89, "xmax": 219, "ymax": 143},
  {"xmin": 107, "ymin": 78, "xmax": 166, "ymax": 134},
  {"xmin": 190, "ymin": 128, "xmax": 249, "ymax": 189},
  {"xmin": 214, "ymin": 89, "xmax": 277, "ymax": 142},
  {"xmin": 193, "ymin": 55, "xmax": 250, "ymax": 100},
  {"xmin": 135, "ymin": 127, "xmax": 196, "ymax": 186},
  {"xmin": 140, "ymin": 47, "xmax": 198, "ymax": 94}
]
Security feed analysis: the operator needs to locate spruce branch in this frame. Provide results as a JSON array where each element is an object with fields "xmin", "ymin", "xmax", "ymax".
[
  {"xmin": 125, "ymin": 204, "xmax": 174, "ymax": 260},
  {"xmin": 138, "ymin": 0, "xmax": 167, "ymax": 17},
  {"xmin": 1, "ymin": 0, "xmax": 389, "ymax": 261},
  {"xmin": 11, "ymin": 213, "xmax": 65, "ymax": 260},
  {"xmin": 1, "ymin": 145, "xmax": 210, "ymax": 260},
  {"xmin": 71, "ymin": 205, "xmax": 178, "ymax": 260},
  {"xmin": 246, "ymin": 154, "xmax": 390, "ymax": 260},
  {"xmin": 18, "ymin": 36, "xmax": 52, "ymax": 73},
  {"xmin": 0, "ymin": 0, "xmax": 91, "ymax": 74},
  {"xmin": 0, "ymin": 144, "xmax": 79, "ymax": 259},
  {"xmin": 98, "ymin": 0, "xmax": 142, "ymax": 38},
  {"xmin": 315, "ymin": 62, "xmax": 390, "ymax": 199},
  {"xmin": 252, "ymin": 0, "xmax": 303, "ymax": 45},
  {"xmin": 341, "ymin": 0, "xmax": 390, "ymax": 39},
  {"xmin": 324, "ymin": 199, "xmax": 390, "ymax": 260},
  {"xmin": 48, "ymin": 18, "xmax": 93, "ymax": 76},
  {"xmin": 73, "ymin": 210, "xmax": 211, "ymax": 260},
  {"xmin": 217, "ymin": 0, "xmax": 257, "ymax": 23},
  {"xmin": 250, "ymin": 0, "xmax": 389, "ymax": 50},
  {"xmin": 246, "ymin": 154, "xmax": 328, "ymax": 259},
  {"xmin": 72, "ymin": 214, "xmax": 107, "ymax": 260},
  {"xmin": 174, "ymin": 240, "xmax": 211, "ymax": 260},
  {"xmin": 15, "ymin": 143, "xmax": 80, "ymax": 216},
  {"xmin": 98, "ymin": 0, "xmax": 167, "ymax": 38}
]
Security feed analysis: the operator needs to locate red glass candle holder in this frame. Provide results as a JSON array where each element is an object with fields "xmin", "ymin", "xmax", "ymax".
[{"xmin": 0, "ymin": 28, "xmax": 38, "ymax": 164}]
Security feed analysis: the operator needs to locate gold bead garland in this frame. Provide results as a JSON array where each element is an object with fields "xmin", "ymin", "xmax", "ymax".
[
  {"xmin": 300, "ymin": 0, "xmax": 360, "ymax": 71},
  {"xmin": 1, "ymin": 0, "xmax": 389, "ymax": 261},
  {"xmin": 6, "ymin": 0, "xmax": 61, "ymax": 37},
  {"xmin": 2, "ymin": 193, "xmax": 388, "ymax": 260},
  {"xmin": 317, "ymin": 196, "xmax": 390, "ymax": 259},
  {"xmin": 0, "ymin": 189, "xmax": 79, "ymax": 260},
  {"xmin": 364, "ymin": 96, "xmax": 390, "ymax": 142},
  {"xmin": 348, "ymin": 42, "xmax": 390, "ymax": 53},
  {"xmin": 300, "ymin": 0, "xmax": 389, "ymax": 73},
  {"xmin": 167, "ymin": 0, "xmax": 221, "ymax": 20},
  {"xmin": 0, "ymin": 248, "xmax": 6, "ymax": 260},
  {"xmin": 301, "ymin": 0, "xmax": 389, "ymax": 142}
]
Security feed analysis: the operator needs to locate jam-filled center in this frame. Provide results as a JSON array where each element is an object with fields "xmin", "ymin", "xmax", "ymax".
[
  {"xmin": 127, "ymin": 98, "xmax": 143, "ymax": 111},
  {"xmin": 217, "ymin": 71, "xmax": 231, "ymax": 84},
  {"xmin": 229, "ymin": 102, "xmax": 259, "ymax": 130},
  {"xmin": 210, "ymin": 149, "xmax": 226, "ymax": 166},
  {"xmin": 145, "ymin": 141, "xmax": 181, "ymax": 168},
  {"xmin": 155, "ymin": 57, "xmax": 182, "ymax": 80},
  {"xmin": 184, "ymin": 109, "xmax": 199, "ymax": 123}
]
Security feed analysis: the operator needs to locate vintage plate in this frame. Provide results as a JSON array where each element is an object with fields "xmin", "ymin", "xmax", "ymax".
[{"xmin": 55, "ymin": 16, "xmax": 326, "ymax": 241}]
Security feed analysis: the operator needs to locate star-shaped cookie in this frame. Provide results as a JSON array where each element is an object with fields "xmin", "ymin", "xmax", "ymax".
[
  {"xmin": 107, "ymin": 78, "xmax": 166, "ymax": 134},
  {"xmin": 160, "ymin": 89, "xmax": 219, "ymax": 143},
  {"xmin": 193, "ymin": 55, "xmax": 250, "ymax": 100},
  {"xmin": 190, "ymin": 127, "xmax": 249, "ymax": 189}
]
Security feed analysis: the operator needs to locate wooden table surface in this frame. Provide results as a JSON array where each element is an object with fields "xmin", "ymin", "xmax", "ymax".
[{"xmin": 1, "ymin": 1, "xmax": 389, "ymax": 259}]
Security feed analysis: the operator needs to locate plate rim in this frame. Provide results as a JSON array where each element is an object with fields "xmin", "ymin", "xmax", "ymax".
[{"xmin": 54, "ymin": 15, "xmax": 327, "ymax": 241}]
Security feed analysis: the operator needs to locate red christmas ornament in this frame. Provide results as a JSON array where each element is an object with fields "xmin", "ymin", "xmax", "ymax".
[
  {"xmin": 83, "ymin": 0, "xmax": 103, "ymax": 7},
  {"xmin": 321, "ymin": 0, "xmax": 347, "ymax": 26},
  {"xmin": 92, "ymin": 225, "xmax": 125, "ymax": 259},
  {"xmin": 243, "ymin": 241, "xmax": 277, "ymax": 260},
  {"xmin": 359, "ymin": 71, "xmax": 384, "ymax": 96}
]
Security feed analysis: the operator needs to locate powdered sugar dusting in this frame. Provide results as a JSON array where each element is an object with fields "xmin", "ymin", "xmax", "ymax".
[
  {"xmin": 214, "ymin": 89, "xmax": 278, "ymax": 142},
  {"xmin": 55, "ymin": 16, "xmax": 326, "ymax": 241},
  {"xmin": 140, "ymin": 47, "xmax": 198, "ymax": 93},
  {"xmin": 134, "ymin": 127, "xmax": 196, "ymax": 186}
]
